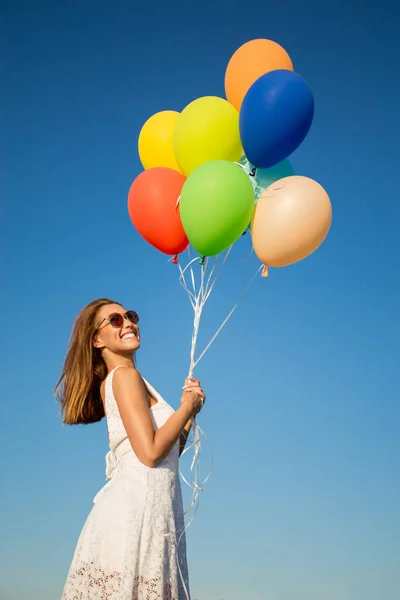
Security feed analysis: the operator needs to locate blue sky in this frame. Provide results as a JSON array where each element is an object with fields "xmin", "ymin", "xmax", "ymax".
[{"xmin": 1, "ymin": 1, "xmax": 399, "ymax": 599}]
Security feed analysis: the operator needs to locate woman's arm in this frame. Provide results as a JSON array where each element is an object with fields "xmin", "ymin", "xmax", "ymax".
[{"xmin": 113, "ymin": 367, "xmax": 195, "ymax": 467}]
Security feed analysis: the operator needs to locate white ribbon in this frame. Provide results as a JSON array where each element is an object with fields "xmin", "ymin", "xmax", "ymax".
[{"xmin": 166, "ymin": 246, "xmax": 262, "ymax": 599}]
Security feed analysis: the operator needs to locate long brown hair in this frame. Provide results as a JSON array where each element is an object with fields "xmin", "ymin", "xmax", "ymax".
[{"xmin": 55, "ymin": 298, "xmax": 134, "ymax": 425}]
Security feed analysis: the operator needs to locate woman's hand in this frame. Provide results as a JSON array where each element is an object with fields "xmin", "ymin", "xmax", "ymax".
[{"xmin": 180, "ymin": 376, "xmax": 206, "ymax": 417}]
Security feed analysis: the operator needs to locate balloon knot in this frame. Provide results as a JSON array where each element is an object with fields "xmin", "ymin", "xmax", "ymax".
[
  {"xmin": 261, "ymin": 265, "xmax": 269, "ymax": 278},
  {"xmin": 172, "ymin": 254, "xmax": 178, "ymax": 264},
  {"xmin": 249, "ymin": 168, "xmax": 257, "ymax": 177},
  {"xmin": 199, "ymin": 256, "xmax": 205, "ymax": 265}
]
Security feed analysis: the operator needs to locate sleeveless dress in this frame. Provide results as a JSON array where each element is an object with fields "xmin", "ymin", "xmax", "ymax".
[{"xmin": 61, "ymin": 365, "xmax": 191, "ymax": 600}]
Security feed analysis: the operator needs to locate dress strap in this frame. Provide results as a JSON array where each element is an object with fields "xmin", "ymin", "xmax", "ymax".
[
  {"xmin": 107, "ymin": 364, "xmax": 129, "ymax": 379},
  {"xmin": 104, "ymin": 365, "xmax": 130, "ymax": 402}
]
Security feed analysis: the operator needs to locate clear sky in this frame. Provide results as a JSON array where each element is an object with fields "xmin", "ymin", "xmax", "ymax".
[{"xmin": 2, "ymin": 1, "xmax": 399, "ymax": 599}]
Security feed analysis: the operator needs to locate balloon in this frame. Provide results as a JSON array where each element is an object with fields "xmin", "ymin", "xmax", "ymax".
[
  {"xmin": 138, "ymin": 110, "xmax": 182, "ymax": 173},
  {"xmin": 174, "ymin": 96, "xmax": 243, "ymax": 176},
  {"xmin": 225, "ymin": 39, "xmax": 294, "ymax": 110},
  {"xmin": 127, "ymin": 167, "xmax": 188, "ymax": 255},
  {"xmin": 240, "ymin": 156, "xmax": 294, "ymax": 200},
  {"xmin": 251, "ymin": 176, "xmax": 332, "ymax": 267},
  {"xmin": 239, "ymin": 70, "xmax": 314, "ymax": 168},
  {"xmin": 179, "ymin": 160, "xmax": 255, "ymax": 256}
]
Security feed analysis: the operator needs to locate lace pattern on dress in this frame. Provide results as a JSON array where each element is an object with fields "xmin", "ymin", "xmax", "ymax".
[{"xmin": 62, "ymin": 558, "xmax": 178, "ymax": 599}]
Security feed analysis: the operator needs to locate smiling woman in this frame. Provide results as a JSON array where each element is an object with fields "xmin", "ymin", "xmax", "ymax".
[{"xmin": 54, "ymin": 298, "xmax": 206, "ymax": 600}]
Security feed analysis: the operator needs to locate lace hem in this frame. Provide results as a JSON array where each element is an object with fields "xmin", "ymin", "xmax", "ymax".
[{"xmin": 62, "ymin": 560, "xmax": 178, "ymax": 600}]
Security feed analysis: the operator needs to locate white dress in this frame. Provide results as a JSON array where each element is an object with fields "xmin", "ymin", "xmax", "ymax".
[{"xmin": 61, "ymin": 365, "xmax": 191, "ymax": 600}]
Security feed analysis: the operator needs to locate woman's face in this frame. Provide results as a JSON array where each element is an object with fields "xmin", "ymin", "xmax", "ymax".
[{"xmin": 93, "ymin": 303, "xmax": 140, "ymax": 355}]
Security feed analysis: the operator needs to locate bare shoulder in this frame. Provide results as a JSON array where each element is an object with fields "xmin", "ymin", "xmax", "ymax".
[
  {"xmin": 113, "ymin": 365, "xmax": 142, "ymax": 387},
  {"xmin": 112, "ymin": 367, "xmax": 146, "ymax": 404}
]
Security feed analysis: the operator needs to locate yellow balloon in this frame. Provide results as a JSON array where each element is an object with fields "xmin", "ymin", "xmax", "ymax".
[
  {"xmin": 174, "ymin": 96, "xmax": 243, "ymax": 176},
  {"xmin": 251, "ymin": 176, "xmax": 332, "ymax": 267},
  {"xmin": 138, "ymin": 110, "xmax": 182, "ymax": 173}
]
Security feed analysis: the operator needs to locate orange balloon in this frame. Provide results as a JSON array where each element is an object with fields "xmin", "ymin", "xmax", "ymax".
[
  {"xmin": 225, "ymin": 39, "xmax": 294, "ymax": 110},
  {"xmin": 128, "ymin": 167, "xmax": 188, "ymax": 255},
  {"xmin": 251, "ymin": 176, "xmax": 332, "ymax": 267}
]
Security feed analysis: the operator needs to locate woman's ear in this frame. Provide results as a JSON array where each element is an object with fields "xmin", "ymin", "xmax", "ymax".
[{"xmin": 93, "ymin": 335, "xmax": 104, "ymax": 349}]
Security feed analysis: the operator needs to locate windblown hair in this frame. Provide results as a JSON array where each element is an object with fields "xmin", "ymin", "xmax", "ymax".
[{"xmin": 55, "ymin": 298, "xmax": 132, "ymax": 425}]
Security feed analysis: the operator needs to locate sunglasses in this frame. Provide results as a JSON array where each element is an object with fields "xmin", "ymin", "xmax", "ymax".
[{"xmin": 95, "ymin": 310, "xmax": 139, "ymax": 332}]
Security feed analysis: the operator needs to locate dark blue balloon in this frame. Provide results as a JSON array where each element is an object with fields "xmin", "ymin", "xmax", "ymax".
[{"xmin": 239, "ymin": 70, "xmax": 314, "ymax": 169}]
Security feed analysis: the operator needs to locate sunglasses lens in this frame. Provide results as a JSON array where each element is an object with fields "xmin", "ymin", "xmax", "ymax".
[
  {"xmin": 109, "ymin": 314, "xmax": 124, "ymax": 328},
  {"xmin": 127, "ymin": 310, "xmax": 139, "ymax": 324}
]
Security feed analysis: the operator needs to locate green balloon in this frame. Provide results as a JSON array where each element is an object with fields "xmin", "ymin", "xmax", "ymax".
[{"xmin": 179, "ymin": 160, "xmax": 255, "ymax": 256}]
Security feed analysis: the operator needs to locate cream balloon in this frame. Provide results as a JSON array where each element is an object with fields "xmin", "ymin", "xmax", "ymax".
[{"xmin": 251, "ymin": 176, "xmax": 332, "ymax": 267}]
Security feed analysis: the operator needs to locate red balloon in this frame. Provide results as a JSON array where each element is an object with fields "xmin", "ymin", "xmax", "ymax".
[{"xmin": 128, "ymin": 167, "xmax": 189, "ymax": 255}]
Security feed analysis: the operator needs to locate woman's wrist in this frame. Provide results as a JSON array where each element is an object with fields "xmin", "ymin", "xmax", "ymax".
[{"xmin": 179, "ymin": 401, "xmax": 195, "ymax": 420}]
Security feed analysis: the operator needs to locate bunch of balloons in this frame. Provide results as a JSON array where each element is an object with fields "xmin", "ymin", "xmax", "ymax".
[{"xmin": 128, "ymin": 38, "xmax": 332, "ymax": 270}]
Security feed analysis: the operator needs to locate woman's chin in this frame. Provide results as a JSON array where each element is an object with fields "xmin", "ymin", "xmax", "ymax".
[
  {"xmin": 116, "ymin": 341, "xmax": 140, "ymax": 355},
  {"xmin": 127, "ymin": 340, "xmax": 140, "ymax": 351}
]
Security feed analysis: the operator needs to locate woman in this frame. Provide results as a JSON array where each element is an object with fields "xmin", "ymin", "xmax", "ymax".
[{"xmin": 55, "ymin": 298, "xmax": 206, "ymax": 599}]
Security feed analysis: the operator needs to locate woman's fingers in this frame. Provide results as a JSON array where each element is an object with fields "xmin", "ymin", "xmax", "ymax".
[
  {"xmin": 183, "ymin": 385, "xmax": 203, "ymax": 394},
  {"xmin": 182, "ymin": 377, "xmax": 206, "ymax": 412},
  {"xmin": 184, "ymin": 385, "xmax": 206, "ymax": 401},
  {"xmin": 184, "ymin": 376, "xmax": 200, "ymax": 387}
]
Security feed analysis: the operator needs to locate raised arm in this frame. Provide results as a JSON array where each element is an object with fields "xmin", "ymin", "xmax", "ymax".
[{"xmin": 112, "ymin": 367, "xmax": 197, "ymax": 468}]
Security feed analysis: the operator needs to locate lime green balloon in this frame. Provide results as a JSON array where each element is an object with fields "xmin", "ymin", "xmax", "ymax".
[{"xmin": 179, "ymin": 160, "xmax": 255, "ymax": 256}]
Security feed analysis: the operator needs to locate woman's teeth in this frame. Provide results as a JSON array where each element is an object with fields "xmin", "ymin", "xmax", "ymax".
[{"xmin": 121, "ymin": 333, "xmax": 136, "ymax": 340}]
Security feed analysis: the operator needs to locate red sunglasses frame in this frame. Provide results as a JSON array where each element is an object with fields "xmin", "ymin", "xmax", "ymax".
[{"xmin": 95, "ymin": 310, "xmax": 139, "ymax": 332}]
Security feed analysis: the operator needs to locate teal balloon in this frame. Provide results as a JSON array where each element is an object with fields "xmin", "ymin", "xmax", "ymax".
[
  {"xmin": 240, "ymin": 156, "xmax": 294, "ymax": 200},
  {"xmin": 179, "ymin": 160, "xmax": 255, "ymax": 256}
]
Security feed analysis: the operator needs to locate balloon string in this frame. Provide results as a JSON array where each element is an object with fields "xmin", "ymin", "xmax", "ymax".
[
  {"xmin": 164, "ymin": 421, "xmax": 213, "ymax": 600},
  {"xmin": 203, "ymin": 246, "xmax": 233, "ymax": 302},
  {"xmin": 192, "ymin": 263, "xmax": 263, "ymax": 369},
  {"xmin": 235, "ymin": 161, "xmax": 265, "ymax": 198},
  {"xmin": 176, "ymin": 250, "xmax": 263, "ymax": 505},
  {"xmin": 169, "ymin": 250, "xmax": 264, "ymax": 599}
]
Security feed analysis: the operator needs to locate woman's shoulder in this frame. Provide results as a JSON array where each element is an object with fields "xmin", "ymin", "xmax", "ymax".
[
  {"xmin": 111, "ymin": 366, "xmax": 146, "ymax": 397},
  {"xmin": 100, "ymin": 366, "xmax": 137, "ymax": 403},
  {"xmin": 111, "ymin": 367, "xmax": 159, "ymax": 409},
  {"xmin": 112, "ymin": 364, "xmax": 141, "ymax": 381}
]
